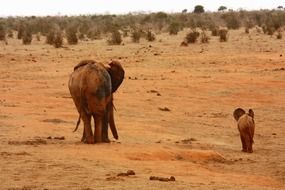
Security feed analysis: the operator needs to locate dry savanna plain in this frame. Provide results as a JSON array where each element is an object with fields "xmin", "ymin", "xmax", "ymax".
[{"xmin": 0, "ymin": 29, "xmax": 285, "ymax": 190}]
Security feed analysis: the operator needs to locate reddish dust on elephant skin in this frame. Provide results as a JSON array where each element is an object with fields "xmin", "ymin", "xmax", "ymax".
[{"xmin": 68, "ymin": 60, "xmax": 124, "ymax": 144}]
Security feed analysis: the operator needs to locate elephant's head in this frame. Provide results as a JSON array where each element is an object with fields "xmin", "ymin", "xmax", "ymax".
[
  {"xmin": 233, "ymin": 108, "xmax": 246, "ymax": 121},
  {"xmin": 106, "ymin": 61, "xmax": 125, "ymax": 93}
]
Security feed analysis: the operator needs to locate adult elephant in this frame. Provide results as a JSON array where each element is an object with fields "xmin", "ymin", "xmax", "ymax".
[{"xmin": 68, "ymin": 60, "xmax": 125, "ymax": 144}]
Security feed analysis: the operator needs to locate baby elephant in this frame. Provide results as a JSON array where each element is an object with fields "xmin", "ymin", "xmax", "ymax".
[{"xmin": 233, "ymin": 108, "xmax": 255, "ymax": 153}]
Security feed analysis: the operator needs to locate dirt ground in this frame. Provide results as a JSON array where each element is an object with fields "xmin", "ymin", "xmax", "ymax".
[{"xmin": 0, "ymin": 29, "xmax": 285, "ymax": 190}]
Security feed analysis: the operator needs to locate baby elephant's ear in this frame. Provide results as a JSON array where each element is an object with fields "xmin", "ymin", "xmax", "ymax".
[
  {"xmin": 233, "ymin": 108, "xmax": 246, "ymax": 121},
  {"xmin": 248, "ymin": 109, "xmax": 254, "ymax": 118}
]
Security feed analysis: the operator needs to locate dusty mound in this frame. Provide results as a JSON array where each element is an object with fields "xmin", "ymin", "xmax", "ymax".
[{"xmin": 126, "ymin": 149, "xmax": 226, "ymax": 162}]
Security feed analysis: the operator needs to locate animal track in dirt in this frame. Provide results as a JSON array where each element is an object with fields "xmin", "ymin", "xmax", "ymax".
[
  {"xmin": 8, "ymin": 138, "xmax": 47, "ymax": 145},
  {"xmin": 0, "ymin": 151, "xmax": 31, "ymax": 157},
  {"xmin": 41, "ymin": 118, "xmax": 72, "ymax": 124},
  {"xmin": 175, "ymin": 138, "xmax": 197, "ymax": 144}
]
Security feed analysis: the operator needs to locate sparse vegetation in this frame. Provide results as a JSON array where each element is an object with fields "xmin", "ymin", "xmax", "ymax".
[
  {"xmin": 46, "ymin": 30, "xmax": 56, "ymax": 45},
  {"xmin": 0, "ymin": 24, "xmax": 6, "ymax": 41},
  {"xmin": 66, "ymin": 25, "xmax": 78, "ymax": 45},
  {"xmin": 277, "ymin": 31, "xmax": 283, "ymax": 39},
  {"xmin": 131, "ymin": 30, "xmax": 141, "ymax": 43},
  {"xmin": 185, "ymin": 30, "xmax": 200, "ymax": 43},
  {"xmin": 146, "ymin": 30, "xmax": 156, "ymax": 41},
  {"xmin": 53, "ymin": 31, "xmax": 63, "ymax": 48},
  {"xmin": 22, "ymin": 28, "xmax": 32, "ymax": 45},
  {"xmin": 168, "ymin": 22, "xmax": 180, "ymax": 35},
  {"xmin": 200, "ymin": 31, "xmax": 209, "ymax": 43},
  {"xmin": 219, "ymin": 29, "xmax": 228, "ymax": 42},
  {"xmin": 107, "ymin": 30, "xmax": 122, "ymax": 45}
]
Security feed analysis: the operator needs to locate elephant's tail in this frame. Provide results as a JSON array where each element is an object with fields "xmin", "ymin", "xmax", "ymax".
[{"xmin": 73, "ymin": 114, "xmax": 81, "ymax": 132}]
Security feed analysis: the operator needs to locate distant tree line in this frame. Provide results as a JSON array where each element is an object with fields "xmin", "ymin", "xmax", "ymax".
[{"xmin": 0, "ymin": 6, "xmax": 284, "ymax": 46}]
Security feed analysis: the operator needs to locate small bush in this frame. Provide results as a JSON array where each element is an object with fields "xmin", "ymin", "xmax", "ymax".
[
  {"xmin": 131, "ymin": 30, "xmax": 141, "ymax": 43},
  {"xmin": 66, "ymin": 26, "xmax": 78, "ymax": 45},
  {"xmin": 17, "ymin": 23, "xmax": 25, "ymax": 39},
  {"xmin": 53, "ymin": 31, "xmax": 63, "ymax": 48},
  {"xmin": 185, "ymin": 30, "xmax": 200, "ymax": 43},
  {"xmin": 87, "ymin": 28, "xmax": 101, "ymax": 40},
  {"xmin": 46, "ymin": 30, "xmax": 55, "ymax": 45},
  {"xmin": 36, "ymin": 32, "xmax": 41, "ymax": 41},
  {"xmin": 107, "ymin": 30, "xmax": 122, "ymax": 45},
  {"xmin": 200, "ymin": 31, "xmax": 209, "ymax": 43},
  {"xmin": 277, "ymin": 32, "xmax": 283, "ymax": 39},
  {"xmin": 219, "ymin": 29, "xmax": 228, "ymax": 42},
  {"xmin": 146, "ymin": 30, "xmax": 155, "ymax": 41},
  {"xmin": 210, "ymin": 26, "xmax": 219, "ymax": 36},
  {"xmin": 78, "ymin": 33, "xmax": 85, "ymax": 40},
  {"xmin": 22, "ymin": 29, "xmax": 32, "ymax": 45},
  {"xmin": 0, "ymin": 24, "xmax": 6, "ymax": 41},
  {"xmin": 168, "ymin": 22, "xmax": 180, "ymax": 35},
  {"xmin": 7, "ymin": 30, "xmax": 13, "ymax": 38},
  {"xmin": 245, "ymin": 27, "xmax": 249, "ymax": 34}
]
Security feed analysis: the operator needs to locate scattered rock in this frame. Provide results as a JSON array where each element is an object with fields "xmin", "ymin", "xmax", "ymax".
[
  {"xmin": 149, "ymin": 176, "xmax": 175, "ymax": 182},
  {"xmin": 273, "ymin": 68, "xmax": 285, "ymax": 71},
  {"xmin": 272, "ymin": 133, "xmax": 277, "ymax": 136},
  {"xmin": 42, "ymin": 118, "xmax": 70, "ymax": 124},
  {"xmin": 158, "ymin": 107, "xmax": 171, "ymax": 112},
  {"xmin": 54, "ymin": 136, "xmax": 65, "ymax": 140},
  {"xmin": 117, "ymin": 170, "xmax": 136, "ymax": 177},
  {"xmin": 8, "ymin": 139, "xmax": 47, "ymax": 145}
]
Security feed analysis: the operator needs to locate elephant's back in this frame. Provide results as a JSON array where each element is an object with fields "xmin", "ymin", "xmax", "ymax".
[{"xmin": 238, "ymin": 114, "xmax": 254, "ymax": 130}]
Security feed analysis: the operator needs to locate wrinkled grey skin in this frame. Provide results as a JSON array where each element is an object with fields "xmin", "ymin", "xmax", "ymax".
[
  {"xmin": 68, "ymin": 60, "xmax": 124, "ymax": 143},
  {"xmin": 233, "ymin": 108, "xmax": 255, "ymax": 153}
]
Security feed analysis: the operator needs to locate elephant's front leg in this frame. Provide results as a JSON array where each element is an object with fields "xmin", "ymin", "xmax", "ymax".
[
  {"xmin": 82, "ymin": 113, "xmax": 94, "ymax": 144},
  {"xmin": 94, "ymin": 115, "xmax": 103, "ymax": 143}
]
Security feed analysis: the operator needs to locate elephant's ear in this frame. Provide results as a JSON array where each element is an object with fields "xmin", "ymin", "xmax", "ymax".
[
  {"xmin": 248, "ymin": 109, "xmax": 254, "ymax": 119},
  {"xmin": 106, "ymin": 61, "xmax": 125, "ymax": 93},
  {"xmin": 233, "ymin": 108, "xmax": 246, "ymax": 121}
]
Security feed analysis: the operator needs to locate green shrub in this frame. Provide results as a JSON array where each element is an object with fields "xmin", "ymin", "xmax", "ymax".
[
  {"xmin": 185, "ymin": 30, "xmax": 200, "ymax": 43},
  {"xmin": 219, "ymin": 29, "xmax": 228, "ymax": 42},
  {"xmin": 107, "ymin": 30, "xmax": 122, "ymax": 45}
]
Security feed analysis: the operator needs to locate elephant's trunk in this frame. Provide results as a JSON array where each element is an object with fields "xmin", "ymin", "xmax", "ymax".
[{"xmin": 109, "ymin": 102, "xmax": 118, "ymax": 140}]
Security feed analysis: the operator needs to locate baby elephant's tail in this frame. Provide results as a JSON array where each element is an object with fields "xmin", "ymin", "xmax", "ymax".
[{"xmin": 73, "ymin": 114, "xmax": 81, "ymax": 132}]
